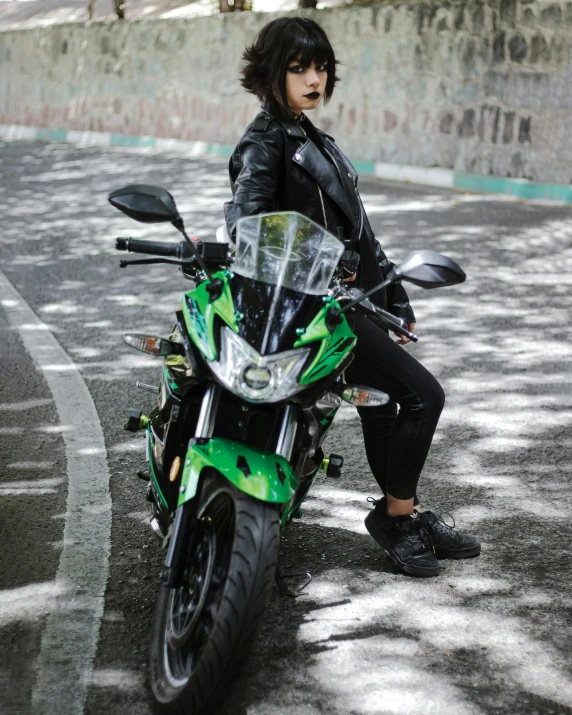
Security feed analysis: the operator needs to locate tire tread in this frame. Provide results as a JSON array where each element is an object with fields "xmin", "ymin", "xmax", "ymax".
[{"xmin": 150, "ymin": 472, "xmax": 280, "ymax": 714}]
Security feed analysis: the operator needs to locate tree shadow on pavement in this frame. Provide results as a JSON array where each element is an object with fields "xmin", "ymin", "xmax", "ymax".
[{"xmin": 2, "ymin": 140, "xmax": 572, "ymax": 715}]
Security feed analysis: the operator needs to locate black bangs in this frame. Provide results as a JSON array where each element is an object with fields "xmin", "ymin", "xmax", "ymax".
[
  {"xmin": 287, "ymin": 28, "xmax": 332, "ymax": 68},
  {"xmin": 240, "ymin": 17, "xmax": 340, "ymax": 117}
]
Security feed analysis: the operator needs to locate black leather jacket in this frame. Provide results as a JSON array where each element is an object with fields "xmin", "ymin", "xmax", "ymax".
[{"xmin": 224, "ymin": 104, "xmax": 415, "ymax": 323}]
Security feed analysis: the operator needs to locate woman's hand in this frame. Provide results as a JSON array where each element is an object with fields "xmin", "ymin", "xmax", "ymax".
[
  {"xmin": 340, "ymin": 249, "xmax": 359, "ymax": 283},
  {"xmin": 395, "ymin": 322, "xmax": 416, "ymax": 345}
]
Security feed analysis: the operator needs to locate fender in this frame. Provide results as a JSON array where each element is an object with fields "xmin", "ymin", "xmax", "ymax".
[{"xmin": 178, "ymin": 437, "xmax": 297, "ymax": 506}]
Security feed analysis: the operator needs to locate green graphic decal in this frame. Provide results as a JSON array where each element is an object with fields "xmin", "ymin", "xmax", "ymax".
[
  {"xmin": 294, "ymin": 303, "xmax": 356, "ymax": 385},
  {"xmin": 182, "ymin": 273, "xmax": 238, "ymax": 361},
  {"xmin": 179, "ymin": 438, "xmax": 297, "ymax": 506}
]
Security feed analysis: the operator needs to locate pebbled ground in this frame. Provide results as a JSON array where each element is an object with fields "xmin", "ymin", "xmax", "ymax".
[{"xmin": 0, "ymin": 138, "xmax": 571, "ymax": 715}]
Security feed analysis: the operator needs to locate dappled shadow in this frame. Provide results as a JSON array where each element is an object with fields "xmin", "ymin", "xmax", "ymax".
[
  {"xmin": 2, "ymin": 140, "xmax": 572, "ymax": 714},
  {"xmin": 0, "ymin": 140, "xmax": 230, "ymax": 390}
]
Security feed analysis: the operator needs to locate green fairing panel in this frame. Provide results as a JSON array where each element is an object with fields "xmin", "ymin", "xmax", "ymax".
[
  {"xmin": 294, "ymin": 302, "xmax": 356, "ymax": 385},
  {"xmin": 182, "ymin": 273, "xmax": 238, "ymax": 361},
  {"xmin": 179, "ymin": 438, "xmax": 297, "ymax": 506}
]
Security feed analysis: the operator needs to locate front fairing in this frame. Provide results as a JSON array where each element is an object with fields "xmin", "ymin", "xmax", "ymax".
[
  {"xmin": 181, "ymin": 212, "xmax": 357, "ymax": 400},
  {"xmin": 230, "ymin": 211, "xmax": 344, "ymax": 356}
]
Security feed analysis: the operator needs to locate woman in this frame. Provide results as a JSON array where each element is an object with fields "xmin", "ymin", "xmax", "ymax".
[{"xmin": 224, "ymin": 16, "xmax": 480, "ymax": 577}]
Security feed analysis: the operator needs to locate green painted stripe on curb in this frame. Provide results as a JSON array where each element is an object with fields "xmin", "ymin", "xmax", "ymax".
[
  {"xmin": 2, "ymin": 124, "xmax": 571, "ymax": 204},
  {"xmin": 206, "ymin": 143, "xmax": 234, "ymax": 158},
  {"xmin": 351, "ymin": 159, "xmax": 376, "ymax": 175},
  {"xmin": 36, "ymin": 128, "xmax": 68, "ymax": 142},
  {"xmin": 453, "ymin": 173, "xmax": 572, "ymax": 203},
  {"xmin": 110, "ymin": 134, "xmax": 157, "ymax": 148}
]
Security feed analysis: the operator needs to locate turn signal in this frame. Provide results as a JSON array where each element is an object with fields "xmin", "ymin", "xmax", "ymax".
[
  {"xmin": 124, "ymin": 333, "xmax": 183, "ymax": 356},
  {"xmin": 341, "ymin": 385, "xmax": 389, "ymax": 407}
]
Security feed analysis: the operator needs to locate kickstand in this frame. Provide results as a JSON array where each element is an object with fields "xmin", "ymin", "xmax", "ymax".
[{"xmin": 275, "ymin": 566, "xmax": 312, "ymax": 598}]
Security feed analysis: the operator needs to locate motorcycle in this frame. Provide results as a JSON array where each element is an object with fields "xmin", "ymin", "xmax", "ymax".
[{"xmin": 108, "ymin": 184, "xmax": 465, "ymax": 714}]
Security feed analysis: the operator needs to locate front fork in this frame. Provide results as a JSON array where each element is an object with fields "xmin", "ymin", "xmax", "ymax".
[
  {"xmin": 162, "ymin": 383, "xmax": 221, "ymax": 587},
  {"xmin": 162, "ymin": 385, "xmax": 299, "ymax": 587}
]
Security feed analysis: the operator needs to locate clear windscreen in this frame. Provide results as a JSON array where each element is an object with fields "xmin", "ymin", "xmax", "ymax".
[{"xmin": 233, "ymin": 212, "xmax": 344, "ymax": 295}]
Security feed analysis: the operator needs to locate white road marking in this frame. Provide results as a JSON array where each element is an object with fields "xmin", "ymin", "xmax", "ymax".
[
  {"xmin": 0, "ymin": 270, "xmax": 111, "ymax": 715},
  {"xmin": 0, "ymin": 397, "xmax": 53, "ymax": 410}
]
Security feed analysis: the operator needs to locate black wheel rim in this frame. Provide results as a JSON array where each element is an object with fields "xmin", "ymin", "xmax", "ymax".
[
  {"xmin": 163, "ymin": 486, "xmax": 235, "ymax": 688},
  {"xmin": 166, "ymin": 520, "xmax": 216, "ymax": 650}
]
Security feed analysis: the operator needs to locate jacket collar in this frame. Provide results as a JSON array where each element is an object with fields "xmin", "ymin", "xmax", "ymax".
[{"xmin": 261, "ymin": 102, "xmax": 306, "ymax": 139}]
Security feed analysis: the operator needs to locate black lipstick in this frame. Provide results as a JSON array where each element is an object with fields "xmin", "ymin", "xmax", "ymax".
[{"xmin": 304, "ymin": 92, "xmax": 320, "ymax": 99}]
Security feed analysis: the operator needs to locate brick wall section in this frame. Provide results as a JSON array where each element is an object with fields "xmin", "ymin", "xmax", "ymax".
[{"xmin": 0, "ymin": 1, "xmax": 570, "ymax": 183}]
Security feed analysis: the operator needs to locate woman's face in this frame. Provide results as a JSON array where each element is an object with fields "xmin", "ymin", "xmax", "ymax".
[{"xmin": 285, "ymin": 57, "xmax": 328, "ymax": 116}]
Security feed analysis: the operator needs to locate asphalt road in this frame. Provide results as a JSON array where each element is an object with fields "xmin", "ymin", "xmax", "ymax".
[{"xmin": 1, "ymin": 138, "xmax": 571, "ymax": 715}]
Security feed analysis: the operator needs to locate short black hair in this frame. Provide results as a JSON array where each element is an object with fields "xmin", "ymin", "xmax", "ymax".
[{"xmin": 241, "ymin": 17, "xmax": 340, "ymax": 117}]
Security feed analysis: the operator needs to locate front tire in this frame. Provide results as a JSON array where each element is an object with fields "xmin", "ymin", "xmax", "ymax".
[{"xmin": 150, "ymin": 471, "xmax": 280, "ymax": 714}]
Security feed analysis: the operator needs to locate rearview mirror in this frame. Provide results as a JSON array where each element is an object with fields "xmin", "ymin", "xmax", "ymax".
[
  {"xmin": 396, "ymin": 251, "xmax": 466, "ymax": 289},
  {"xmin": 108, "ymin": 184, "xmax": 180, "ymax": 224}
]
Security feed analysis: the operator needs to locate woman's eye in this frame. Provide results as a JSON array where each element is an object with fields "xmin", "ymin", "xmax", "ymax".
[
  {"xmin": 288, "ymin": 65, "xmax": 304, "ymax": 74},
  {"xmin": 316, "ymin": 64, "xmax": 327, "ymax": 72}
]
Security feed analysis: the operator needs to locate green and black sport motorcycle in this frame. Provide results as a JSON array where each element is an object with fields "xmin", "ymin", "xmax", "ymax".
[{"xmin": 109, "ymin": 184, "xmax": 465, "ymax": 714}]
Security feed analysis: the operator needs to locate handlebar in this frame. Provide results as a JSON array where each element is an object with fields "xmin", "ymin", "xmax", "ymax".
[
  {"xmin": 375, "ymin": 309, "xmax": 418, "ymax": 342},
  {"xmin": 115, "ymin": 237, "xmax": 192, "ymax": 259},
  {"xmin": 341, "ymin": 289, "xmax": 418, "ymax": 342}
]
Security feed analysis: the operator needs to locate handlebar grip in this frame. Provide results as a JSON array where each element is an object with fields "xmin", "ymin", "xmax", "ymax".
[
  {"xmin": 114, "ymin": 237, "xmax": 183, "ymax": 258},
  {"xmin": 386, "ymin": 318, "xmax": 418, "ymax": 342},
  {"xmin": 394, "ymin": 326, "xmax": 418, "ymax": 342},
  {"xmin": 363, "ymin": 302, "xmax": 418, "ymax": 343}
]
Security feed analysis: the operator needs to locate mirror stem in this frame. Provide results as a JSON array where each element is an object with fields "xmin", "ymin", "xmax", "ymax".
[
  {"xmin": 336, "ymin": 269, "xmax": 399, "ymax": 315},
  {"xmin": 172, "ymin": 217, "xmax": 215, "ymax": 283}
]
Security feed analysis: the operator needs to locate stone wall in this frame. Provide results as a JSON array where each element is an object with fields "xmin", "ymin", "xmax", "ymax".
[{"xmin": 0, "ymin": 1, "xmax": 571, "ymax": 183}]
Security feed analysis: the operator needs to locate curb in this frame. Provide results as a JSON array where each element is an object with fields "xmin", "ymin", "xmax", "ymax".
[{"xmin": 2, "ymin": 124, "xmax": 571, "ymax": 204}]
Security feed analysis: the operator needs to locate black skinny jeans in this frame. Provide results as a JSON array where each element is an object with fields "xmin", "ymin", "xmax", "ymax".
[{"xmin": 345, "ymin": 312, "xmax": 445, "ymax": 500}]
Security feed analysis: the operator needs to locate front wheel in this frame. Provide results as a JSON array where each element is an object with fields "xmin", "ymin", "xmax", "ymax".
[{"xmin": 150, "ymin": 471, "xmax": 280, "ymax": 714}]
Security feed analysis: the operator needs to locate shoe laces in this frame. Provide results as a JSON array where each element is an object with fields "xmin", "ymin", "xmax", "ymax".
[
  {"xmin": 407, "ymin": 514, "xmax": 436, "ymax": 554},
  {"xmin": 366, "ymin": 497, "xmax": 436, "ymax": 550},
  {"xmin": 436, "ymin": 512, "xmax": 455, "ymax": 529},
  {"xmin": 421, "ymin": 510, "xmax": 467, "ymax": 548},
  {"xmin": 382, "ymin": 509, "xmax": 437, "ymax": 555},
  {"xmin": 422, "ymin": 510, "xmax": 456, "ymax": 530}
]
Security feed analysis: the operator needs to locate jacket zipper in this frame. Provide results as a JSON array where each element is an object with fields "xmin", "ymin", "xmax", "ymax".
[
  {"xmin": 317, "ymin": 185, "xmax": 328, "ymax": 229},
  {"xmin": 296, "ymin": 120, "xmax": 328, "ymax": 230},
  {"xmin": 356, "ymin": 189, "xmax": 364, "ymax": 241}
]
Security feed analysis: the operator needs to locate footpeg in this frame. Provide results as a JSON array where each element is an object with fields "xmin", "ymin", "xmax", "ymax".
[
  {"xmin": 322, "ymin": 453, "xmax": 343, "ymax": 478},
  {"xmin": 136, "ymin": 381, "xmax": 159, "ymax": 394},
  {"xmin": 124, "ymin": 408, "xmax": 149, "ymax": 432}
]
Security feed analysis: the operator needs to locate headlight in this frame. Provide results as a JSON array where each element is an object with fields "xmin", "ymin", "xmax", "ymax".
[
  {"xmin": 209, "ymin": 327, "xmax": 311, "ymax": 403},
  {"xmin": 242, "ymin": 365, "xmax": 272, "ymax": 390}
]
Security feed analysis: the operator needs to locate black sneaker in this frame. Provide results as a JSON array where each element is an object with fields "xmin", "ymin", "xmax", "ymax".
[
  {"xmin": 364, "ymin": 498, "xmax": 440, "ymax": 577},
  {"xmin": 417, "ymin": 510, "xmax": 481, "ymax": 559}
]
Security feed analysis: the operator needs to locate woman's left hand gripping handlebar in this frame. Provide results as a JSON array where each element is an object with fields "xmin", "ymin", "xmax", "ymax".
[{"xmin": 395, "ymin": 322, "xmax": 416, "ymax": 345}]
